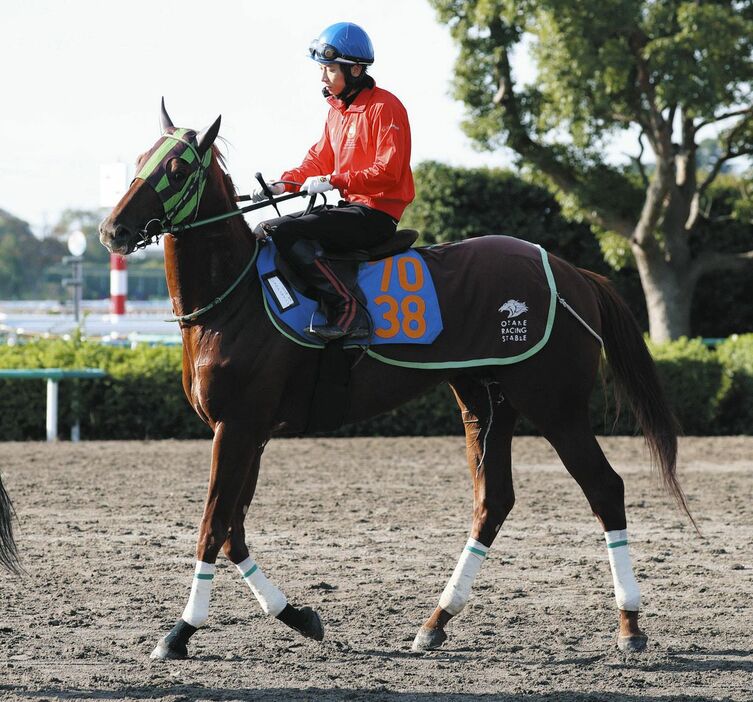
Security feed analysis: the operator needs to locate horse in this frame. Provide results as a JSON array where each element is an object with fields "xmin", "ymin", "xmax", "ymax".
[{"xmin": 94, "ymin": 102, "xmax": 693, "ymax": 660}]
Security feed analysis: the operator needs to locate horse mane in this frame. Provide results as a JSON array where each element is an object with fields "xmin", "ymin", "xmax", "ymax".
[
  {"xmin": 209, "ymin": 142, "xmax": 235, "ymax": 202},
  {"xmin": 208, "ymin": 141, "xmax": 254, "ymax": 236}
]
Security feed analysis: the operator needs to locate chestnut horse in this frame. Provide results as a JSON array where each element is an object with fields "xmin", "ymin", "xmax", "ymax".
[{"xmin": 94, "ymin": 104, "xmax": 691, "ymax": 660}]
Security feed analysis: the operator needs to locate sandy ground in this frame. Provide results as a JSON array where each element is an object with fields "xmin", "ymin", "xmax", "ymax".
[{"xmin": 0, "ymin": 436, "xmax": 751, "ymax": 702}]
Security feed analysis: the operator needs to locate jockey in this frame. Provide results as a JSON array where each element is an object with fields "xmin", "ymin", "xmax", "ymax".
[{"xmin": 252, "ymin": 22, "xmax": 415, "ymax": 341}]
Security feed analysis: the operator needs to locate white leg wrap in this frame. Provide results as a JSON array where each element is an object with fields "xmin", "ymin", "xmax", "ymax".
[
  {"xmin": 605, "ymin": 529, "xmax": 640, "ymax": 611},
  {"xmin": 181, "ymin": 561, "xmax": 215, "ymax": 628},
  {"xmin": 438, "ymin": 538, "xmax": 489, "ymax": 616},
  {"xmin": 235, "ymin": 556, "xmax": 288, "ymax": 617}
]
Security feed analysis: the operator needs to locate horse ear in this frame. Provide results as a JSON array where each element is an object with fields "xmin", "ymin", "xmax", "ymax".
[
  {"xmin": 160, "ymin": 97, "xmax": 174, "ymax": 132},
  {"xmin": 196, "ymin": 115, "xmax": 221, "ymax": 157}
]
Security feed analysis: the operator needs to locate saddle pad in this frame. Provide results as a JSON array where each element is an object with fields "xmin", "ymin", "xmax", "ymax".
[
  {"xmin": 257, "ymin": 240, "xmax": 443, "ymax": 348},
  {"xmin": 363, "ymin": 235, "xmax": 558, "ymax": 369}
]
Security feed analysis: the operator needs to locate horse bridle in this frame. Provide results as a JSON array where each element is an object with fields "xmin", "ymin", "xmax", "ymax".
[
  {"xmin": 129, "ymin": 126, "xmax": 327, "ymax": 323},
  {"xmin": 130, "ymin": 128, "xmax": 320, "ymax": 252},
  {"xmin": 130, "ymin": 127, "xmax": 213, "ymax": 250}
]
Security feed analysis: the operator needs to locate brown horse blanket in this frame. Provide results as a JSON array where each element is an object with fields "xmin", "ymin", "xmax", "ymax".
[{"xmin": 363, "ymin": 235, "xmax": 557, "ymax": 368}]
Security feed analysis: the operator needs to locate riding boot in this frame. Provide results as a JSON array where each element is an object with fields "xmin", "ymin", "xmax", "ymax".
[{"xmin": 287, "ymin": 240, "xmax": 370, "ymax": 341}]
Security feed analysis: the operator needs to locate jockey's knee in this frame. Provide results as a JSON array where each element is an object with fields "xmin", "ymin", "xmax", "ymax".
[{"xmin": 262, "ymin": 217, "xmax": 301, "ymax": 256}]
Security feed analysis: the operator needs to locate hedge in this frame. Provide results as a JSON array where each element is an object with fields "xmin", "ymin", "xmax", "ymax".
[
  {"xmin": 0, "ymin": 335, "xmax": 751, "ymax": 440},
  {"xmin": 714, "ymin": 334, "xmax": 753, "ymax": 435},
  {"xmin": 0, "ymin": 338, "xmax": 208, "ymax": 441}
]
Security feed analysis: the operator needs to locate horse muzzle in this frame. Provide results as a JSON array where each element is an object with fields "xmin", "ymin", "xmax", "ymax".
[{"xmin": 99, "ymin": 218, "xmax": 135, "ymax": 256}]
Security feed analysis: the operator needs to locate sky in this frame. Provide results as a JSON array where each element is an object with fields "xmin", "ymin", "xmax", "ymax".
[{"xmin": 2, "ymin": 0, "xmax": 527, "ymax": 234}]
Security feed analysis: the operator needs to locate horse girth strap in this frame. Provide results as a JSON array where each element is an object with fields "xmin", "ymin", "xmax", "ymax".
[{"xmin": 304, "ymin": 340, "xmax": 353, "ymax": 434}]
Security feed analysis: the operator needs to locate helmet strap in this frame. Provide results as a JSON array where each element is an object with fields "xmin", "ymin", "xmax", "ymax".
[
  {"xmin": 320, "ymin": 68, "xmax": 374, "ymax": 105},
  {"xmin": 338, "ymin": 71, "xmax": 374, "ymax": 106}
]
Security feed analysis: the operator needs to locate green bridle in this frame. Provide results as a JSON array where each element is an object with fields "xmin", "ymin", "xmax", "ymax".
[
  {"xmin": 128, "ymin": 105, "xmax": 322, "ymax": 322},
  {"xmin": 132, "ymin": 127, "xmax": 213, "ymax": 247},
  {"xmin": 131, "ymin": 125, "xmax": 314, "ymax": 252}
]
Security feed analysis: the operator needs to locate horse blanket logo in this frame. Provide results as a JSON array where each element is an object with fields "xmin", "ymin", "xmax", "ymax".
[
  {"xmin": 499, "ymin": 299, "xmax": 529, "ymax": 344},
  {"xmin": 257, "ymin": 235, "xmax": 558, "ymax": 368},
  {"xmin": 499, "ymin": 300, "xmax": 528, "ymax": 318}
]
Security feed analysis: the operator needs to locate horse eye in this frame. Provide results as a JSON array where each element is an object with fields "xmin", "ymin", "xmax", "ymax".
[{"xmin": 173, "ymin": 169, "xmax": 187, "ymax": 181}]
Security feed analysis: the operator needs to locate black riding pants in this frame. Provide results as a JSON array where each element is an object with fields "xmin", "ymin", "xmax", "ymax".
[
  {"xmin": 260, "ymin": 202, "xmax": 397, "ymax": 330},
  {"xmin": 268, "ymin": 201, "xmax": 397, "ymax": 260}
]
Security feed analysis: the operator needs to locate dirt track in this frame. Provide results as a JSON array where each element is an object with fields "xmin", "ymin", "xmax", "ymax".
[{"xmin": 0, "ymin": 436, "xmax": 751, "ymax": 701}]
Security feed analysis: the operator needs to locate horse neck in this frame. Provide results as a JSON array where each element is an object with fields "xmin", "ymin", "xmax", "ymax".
[{"xmin": 163, "ymin": 170, "xmax": 257, "ymax": 319}]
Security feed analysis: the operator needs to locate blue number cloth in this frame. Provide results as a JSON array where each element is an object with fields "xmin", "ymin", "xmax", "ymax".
[{"xmin": 257, "ymin": 240, "xmax": 443, "ymax": 348}]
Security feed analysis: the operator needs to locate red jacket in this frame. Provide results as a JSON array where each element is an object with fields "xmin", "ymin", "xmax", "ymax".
[{"xmin": 281, "ymin": 83, "xmax": 415, "ymax": 221}]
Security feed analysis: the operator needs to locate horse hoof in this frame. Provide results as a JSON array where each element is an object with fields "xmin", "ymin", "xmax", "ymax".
[
  {"xmin": 150, "ymin": 638, "xmax": 188, "ymax": 660},
  {"xmin": 411, "ymin": 626, "xmax": 447, "ymax": 652},
  {"xmin": 299, "ymin": 606, "xmax": 325, "ymax": 641},
  {"xmin": 617, "ymin": 634, "xmax": 648, "ymax": 653}
]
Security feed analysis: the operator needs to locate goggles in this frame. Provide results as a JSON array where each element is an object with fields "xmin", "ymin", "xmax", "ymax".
[{"xmin": 308, "ymin": 39, "xmax": 361, "ymax": 65}]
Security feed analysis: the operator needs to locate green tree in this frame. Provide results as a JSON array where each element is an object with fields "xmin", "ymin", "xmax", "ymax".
[
  {"xmin": 690, "ymin": 172, "xmax": 753, "ymax": 335},
  {"xmin": 48, "ymin": 209, "xmax": 168, "ymax": 300},
  {"xmin": 50, "ymin": 208, "xmax": 110, "ymax": 264},
  {"xmin": 0, "ymin": 209, "xmax": 66, "ymax": 299},
  {"xmin": 402, "ymin": 160, "xmax": 608, "ymax": 270},
  {"xmin": 430, "ymin": 0, "xmax": 753, "ymax": 341}
]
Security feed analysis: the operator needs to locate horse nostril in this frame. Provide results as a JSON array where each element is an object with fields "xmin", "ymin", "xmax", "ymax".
[{"xmin": 114, "ymin": 224, "xmax": 132, "ymax": 240}]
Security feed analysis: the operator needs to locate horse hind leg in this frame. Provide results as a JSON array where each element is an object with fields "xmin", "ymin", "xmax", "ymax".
[
  {"xmin": 413, "ymin": 375, "xmax": 517, "ymax": 652},
  {"xmin": 542, "ymin": 411, "xmax": 647, "ymax": 653}
]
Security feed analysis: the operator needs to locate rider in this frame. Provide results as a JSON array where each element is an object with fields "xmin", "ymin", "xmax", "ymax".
[{"xmin": 252, "ymin": 22, "xmax": 415, "ymax": 341}]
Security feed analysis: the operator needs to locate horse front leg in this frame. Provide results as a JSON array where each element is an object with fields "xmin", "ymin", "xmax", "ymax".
[
  {"xmin": 151, "ymin": 420, "xmax": 263, "ymax": 660},
  {"xmin": 222, "ymin": 453, "xmax": 324, "ymax": 643}
]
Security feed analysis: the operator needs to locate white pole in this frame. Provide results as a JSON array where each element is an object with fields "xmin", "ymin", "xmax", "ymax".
[{"xmin": 46, "ymin": 379, "xmax": 59, "ymax": 442}]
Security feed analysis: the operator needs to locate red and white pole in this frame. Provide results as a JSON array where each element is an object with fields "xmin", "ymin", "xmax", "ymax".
[{"xmin": 110, "ymin": 253, "xmax": 127, "ymax": 320}]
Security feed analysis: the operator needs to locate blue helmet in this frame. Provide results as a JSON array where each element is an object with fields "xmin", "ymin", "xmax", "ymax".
[{"xmin": 309, "ymin": 22, "xmax": 374, "ymax": 66}]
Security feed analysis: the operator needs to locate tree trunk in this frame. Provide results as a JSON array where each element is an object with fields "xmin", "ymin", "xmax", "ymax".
[{"xmin": 631, "ymin": 241, "xmax": 693, "ymax": 342}]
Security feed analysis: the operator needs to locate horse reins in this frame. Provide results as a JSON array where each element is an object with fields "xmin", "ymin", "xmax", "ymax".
[
  {"xmin": 131, "ymin": 128, "xmax": 328, "ymax": 323},
  {"xmin": 131, "ymin": 129, "xmax": 323, "ymax": 251}
]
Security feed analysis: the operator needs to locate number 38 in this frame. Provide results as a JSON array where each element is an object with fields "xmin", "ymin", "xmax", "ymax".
[
  {"xmin": 373, "ymin": 257, "xmax": 428, "ymax": 339},
  {"xmin": 375, "ymin": 294, "xmax": 427, "ymax": 339}
]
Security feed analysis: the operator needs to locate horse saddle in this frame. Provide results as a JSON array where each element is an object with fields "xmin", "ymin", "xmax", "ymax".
[
  {"xmin": 273, "ymin": 229, "xmax": 419, "ymax": 297},
  {"xmin": 275, "ymin": 229, "xmax": 418, "ymax": 314},
  {"xmin": 257, "ymin": 231, "xmax": 443, "ymax": 348},
  {"xmin": 324, "ymin": 229, "xmax": 419, "ymax": 261}
]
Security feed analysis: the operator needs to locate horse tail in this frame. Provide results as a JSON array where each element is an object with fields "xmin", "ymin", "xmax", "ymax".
[
  {"xmin": 0, "ymin": 474, "xmax": 20, "ymax": 574},
  {"xmin": 577, "ymin": 268, "xmax": 697, "ymax": 531}
]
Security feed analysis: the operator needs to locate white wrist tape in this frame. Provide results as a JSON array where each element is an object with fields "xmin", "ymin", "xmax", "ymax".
[
  {"xmin": 438, "ymin": 538, "xmax": 489, "ymax": 616},
  {"xmin": 605, "ymin": 529, "xmax": 640, "ymax": 611},
  {"xmin": 236, "ymin": 556, "xmax": 288, "ymax": 617},
  {"xmin": 181, "ymin": 561, "xmax": 215, "ymax": 628}
]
